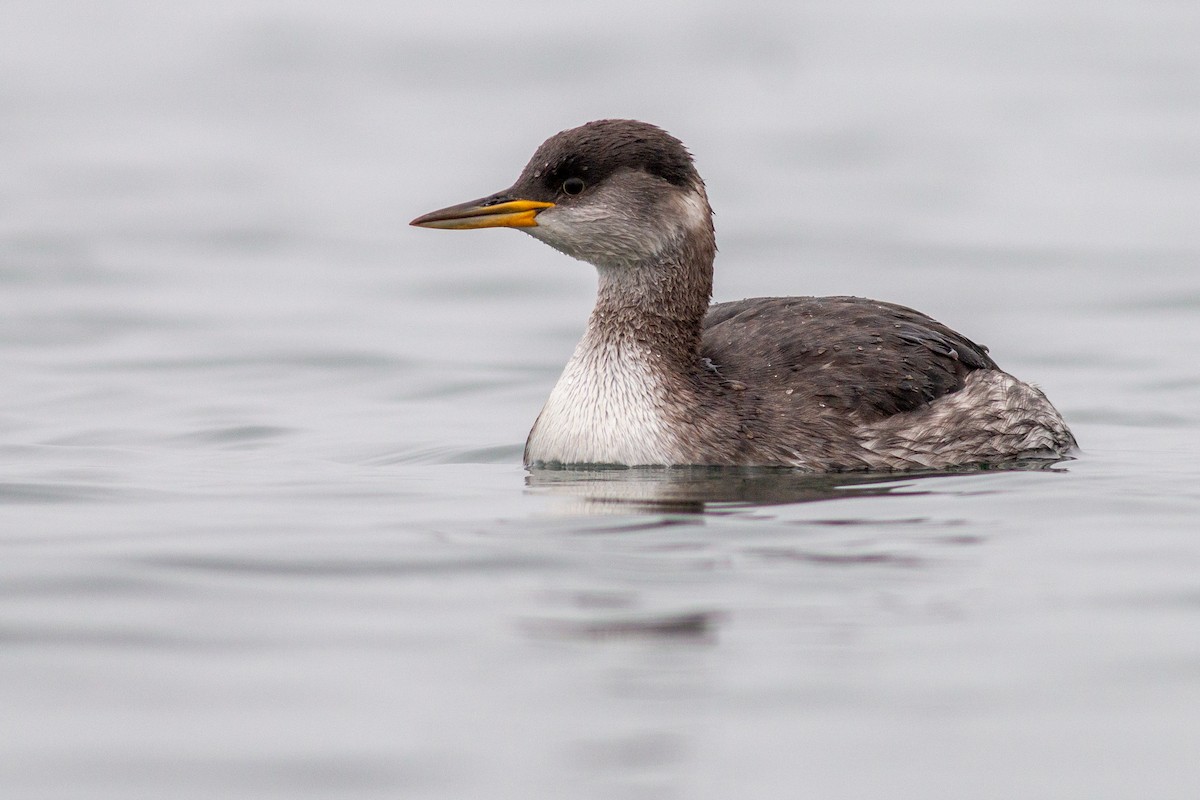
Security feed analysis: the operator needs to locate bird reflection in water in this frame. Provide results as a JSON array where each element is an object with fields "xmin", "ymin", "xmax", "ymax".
[{"xmin": 524, "ymin": 460, "xmax": 1068, "ymax": 515}]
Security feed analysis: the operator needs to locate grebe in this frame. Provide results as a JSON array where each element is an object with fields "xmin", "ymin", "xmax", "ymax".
[{"xmin": 412, "ymin": 119, "xmax": 1076, "ymax": 470}]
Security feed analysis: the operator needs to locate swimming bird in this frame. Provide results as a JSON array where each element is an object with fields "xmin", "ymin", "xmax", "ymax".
[{"xmin": 411, "ymin": 119, "xmax": 1076, "ymax": 470}]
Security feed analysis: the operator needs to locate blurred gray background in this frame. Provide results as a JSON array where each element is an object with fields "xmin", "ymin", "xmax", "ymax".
[{"xmin": 2, "ymin": 2, "xmax": 1198, "ymax": 799}]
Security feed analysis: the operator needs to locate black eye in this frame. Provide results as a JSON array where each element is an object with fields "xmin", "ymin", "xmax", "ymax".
[{"xmin": 562, "ymin": 177, "xmax": 586, "ymax": 195}]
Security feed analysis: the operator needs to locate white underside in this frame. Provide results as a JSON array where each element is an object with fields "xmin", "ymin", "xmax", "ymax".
[{"xmin": 525, "ymin": 338, "xmax": 679, "ymax": 466}]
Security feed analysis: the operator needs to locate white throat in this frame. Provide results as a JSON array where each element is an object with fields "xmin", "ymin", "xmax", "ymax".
[{"xmin": 524, "ymin": 333, "xmax": 680, "ymax": 466}]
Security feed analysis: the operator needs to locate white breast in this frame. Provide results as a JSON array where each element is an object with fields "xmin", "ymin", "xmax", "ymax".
[{"xmin": 525, "ymin": 337, "xmax": 680, "ymax": 466}]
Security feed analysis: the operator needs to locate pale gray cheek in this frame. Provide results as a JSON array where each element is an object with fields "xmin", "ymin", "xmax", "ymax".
[{"xmin": 527, "ymin": 206, "xmax": 652, "ymax": 266}]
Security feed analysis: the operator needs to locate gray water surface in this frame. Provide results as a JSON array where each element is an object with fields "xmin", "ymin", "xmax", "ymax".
[{"xmin": 3, "ymin": 2, "xmax": 1199, "ymax": 798}]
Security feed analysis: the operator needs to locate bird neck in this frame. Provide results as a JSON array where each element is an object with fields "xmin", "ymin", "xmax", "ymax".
[
  {"xmin": 586, "ymin": 223, "xmax": 716, "ymax": 367},
  {"xmin": 525, "ymin": 222, "xmax": 720, "ymax": 467}
]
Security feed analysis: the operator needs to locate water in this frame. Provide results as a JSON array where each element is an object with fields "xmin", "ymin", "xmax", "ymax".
[{"xmin": 2, "ymin": 1, "xmax": 1198, "ymax": 797}]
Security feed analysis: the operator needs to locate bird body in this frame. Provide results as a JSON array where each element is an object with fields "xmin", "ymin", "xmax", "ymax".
[{"xmin": 412, "ymin": 119, "xmax": 1076, "ymax": 470}]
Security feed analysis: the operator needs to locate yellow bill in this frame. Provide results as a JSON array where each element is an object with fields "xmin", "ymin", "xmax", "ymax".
[{"xmin": 410, "ymin": 198, "xmax": 554, "ymax": 230}]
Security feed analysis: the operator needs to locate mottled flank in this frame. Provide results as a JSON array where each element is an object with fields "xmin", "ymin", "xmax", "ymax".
[
  {"xmin": 858, "ymin": 370, "xmax": 1077, "ymax": 470},
  {"xmin": 673, "ymin": 295, "xmax": 1076, "ymax": 470},
  {"xmin": 414, "ymin": 119, "xmax": 1077, "ymax": 470}
]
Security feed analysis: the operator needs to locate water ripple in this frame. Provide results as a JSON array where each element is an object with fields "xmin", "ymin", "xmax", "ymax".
[{"xmin": 523, "ymin": 610, "xmax": 719, "ymax": 641}]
